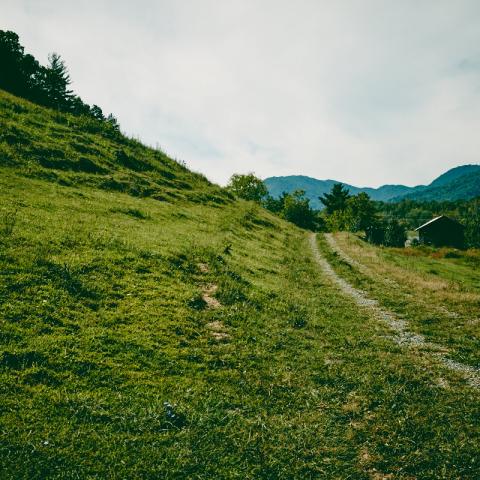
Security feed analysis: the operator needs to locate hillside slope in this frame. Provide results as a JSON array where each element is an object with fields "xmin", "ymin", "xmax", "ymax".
[
  {"xmin": 0, "ymin": 90, "xmax": 228, "ymax": 205},
  {"xmin": 265, "ymin": 164, "xmax": 480, "ymax": 208},
  {"xmin": 392, "ymin": 169, "xmax": 480, "ymax": 201},
  {"xmin": 429, "ymin": 164, "xmax": 480, "ymax": 187},
  {"xmin": 1, "ymin": 91, "xmax": 479, "ymax": 479}
]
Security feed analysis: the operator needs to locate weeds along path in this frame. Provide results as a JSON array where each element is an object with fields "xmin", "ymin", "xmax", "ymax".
[
  {"xmin": 324, "ymin": 233, "xmax": 460, "ymax": 320},
  {"xmin": 309, "ymin": 233, "xmax": 480, "ymax": 389}
]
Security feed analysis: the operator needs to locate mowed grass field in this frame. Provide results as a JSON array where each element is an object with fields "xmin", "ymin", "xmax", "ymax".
[{"xmin": 1, "ymin": 91, "xmax": 479, "ymax": 478}]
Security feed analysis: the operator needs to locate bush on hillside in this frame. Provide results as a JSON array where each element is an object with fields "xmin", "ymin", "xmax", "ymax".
[{"xmin": 227, "ymin": 173, "xmax": 268, "ymax": 202}]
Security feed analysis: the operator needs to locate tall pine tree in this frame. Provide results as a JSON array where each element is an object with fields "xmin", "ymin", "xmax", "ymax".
[
  {"xmin": 43, "ymin": 53, "xmax": 73, "ymax": 109},
  {"xmin": 319, "ymin": 183, "xmax": 350, "ymax": 214}
]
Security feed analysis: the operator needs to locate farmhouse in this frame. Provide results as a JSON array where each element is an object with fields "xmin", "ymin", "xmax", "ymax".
[{"xmin": 415, "ymin": 215, "xmax": 464, "ymax": 248}]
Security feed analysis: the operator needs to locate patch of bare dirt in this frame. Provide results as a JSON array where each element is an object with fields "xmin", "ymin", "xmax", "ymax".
[
  {"xmin": 198, "ymin": 263, "xmax": 209, "ymax": 273},
  {"xmin": 201, "ymin": 286, "xmax": 230, "ymax": 340},
  {"xmin": 202, "ymin": 284, "xmax": 221, "ymax": 309},
  {"xmin": 206, "ymin": 320, "xmax": 230, "ymax": 341}
]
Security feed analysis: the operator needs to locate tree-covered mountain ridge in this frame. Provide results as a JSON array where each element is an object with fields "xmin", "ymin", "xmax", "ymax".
[{"xmin": 265, "ymin": 164, "xmax": 480, "ymax": 209}]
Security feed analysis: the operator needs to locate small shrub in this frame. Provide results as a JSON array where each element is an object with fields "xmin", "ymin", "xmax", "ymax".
[{"xmin": 216, "ymin": 275, "xmax": 248, "ymax": 305}]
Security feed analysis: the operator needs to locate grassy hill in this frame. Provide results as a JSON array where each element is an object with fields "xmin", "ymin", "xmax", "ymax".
[
  {"xmin": 0, "ymin": 90, "xmax": 228, "ymax": 205},
  {"xmin": 1, "ymin": 90, "xmax": 479, "ymax": 479}
]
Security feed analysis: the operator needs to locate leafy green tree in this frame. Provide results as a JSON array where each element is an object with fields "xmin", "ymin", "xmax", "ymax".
[
  {"xmin": 282, "ymin": 190, "xmax": 318, "ymax": 230},
  {"xmin": 0, "ymin": 30, "xmax": 43, "ymax": 101},
  {"xmin": 227, "ymin": 173, "xmax": 268, "ymax": 202},
  {"xmin": 324, "ymin": 209, "xmax": 352, "ymax": 232},
  {"xmin": 464, "ymin": 199, "xmax": 480, "ymax": 248},
  {"xmin": 347, "ymin": 192, "xmax": 377, "ymax": 231},
  {"xmin": 365, "ymin": 218, "xmax": 406, "ymax": 247},
  {"xmin": 383, "ymin": 219, "xmax": 407, "ymax": 247},
  {"xmin": 106, "ymin": 113, "xmax": 120, "ymax": 132},
  {"xmin": 263, "ymin": 192, "xmax": 287, "ymax": 213},
  {"xmin": 90, "ymin": 104, "xmax": 105, "ymax": 120},
  {"xmin": 365, "ymin": 221, "xmax": 385, "ymax": 245},
  {"xmin": 319, "ymin": 183, "xmax": 350, "ymax": 214}
]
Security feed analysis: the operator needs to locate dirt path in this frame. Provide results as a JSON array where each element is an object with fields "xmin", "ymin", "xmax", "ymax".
[
  {"xmin": 310, "ymin": 233, "xmax": 480, "ymax": 388},
  {"xmin": 324, "ymin": 233, "xmax": 460, "ymax": 320}
]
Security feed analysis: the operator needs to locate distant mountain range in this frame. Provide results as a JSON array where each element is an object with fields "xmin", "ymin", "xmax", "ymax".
[{"xmin": 264, "ymin": 164, "xmax": 480, "ymax": 209}]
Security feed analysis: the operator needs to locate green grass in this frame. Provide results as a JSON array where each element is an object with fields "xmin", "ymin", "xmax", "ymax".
[
  {"xmin": 319, "ymin": 232, "xmax": 480, "ymax": 368},
  {"xmin": 1, "ymin": 91, "xmax": 480, "ymax": 478}
]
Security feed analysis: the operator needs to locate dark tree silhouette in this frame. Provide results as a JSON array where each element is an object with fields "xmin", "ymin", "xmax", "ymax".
[
  {"xmin": 0, "ymin": 30, "xmax": 42, "ymax": 100},
  {"xmin": 0, "ymin": 29, "xmax": 120, "ymax": 127},
  {"xmin": 90, "ymin": 104, "xmax": 105, "ymax": 120},
  {"xmin": 319, "ymin": 183, "xmax": 350, "ymax": 214},
  {"xmin": 43, "ymin": 53, "xmax": 73, "ymax": 109}
]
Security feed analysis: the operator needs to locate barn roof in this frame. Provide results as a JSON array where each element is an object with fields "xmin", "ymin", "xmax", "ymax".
[{"xmin": 415, "ymin": 215, "xmax": 464, "ymax": 231}]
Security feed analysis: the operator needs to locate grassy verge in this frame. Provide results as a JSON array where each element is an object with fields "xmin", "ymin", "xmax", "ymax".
[{"xmin": 319, "ymin": 232, "xmax": 480, "ymax": 368}]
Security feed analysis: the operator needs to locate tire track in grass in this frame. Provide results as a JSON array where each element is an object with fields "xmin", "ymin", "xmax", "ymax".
[
  {"xmin": 324, "ymin": 233, "xmax": 459, "ymax": 319},
  {"xmin": 310, "ymin": 233, "xmax": 480, "ymax": 389}
]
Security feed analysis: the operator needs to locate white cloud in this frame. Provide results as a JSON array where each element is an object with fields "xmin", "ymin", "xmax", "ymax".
[{"xmin": 2, "ymin": 0, "xmax": 480, "ymax": 186}]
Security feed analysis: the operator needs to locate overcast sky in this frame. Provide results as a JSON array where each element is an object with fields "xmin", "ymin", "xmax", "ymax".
[{"xmin": 2, "ymin": 1, "xmax": 480, "ymax": 187}]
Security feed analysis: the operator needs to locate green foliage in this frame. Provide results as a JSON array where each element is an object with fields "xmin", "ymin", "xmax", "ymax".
[
  {"xmin": 365, "ymin": 221, "xmax": 385, "ymax": 245},
  {"xmin": 43, "ymin": 53, "xmax": 73, "ymax": 109},
  {"xmin": 383, "ymin": 218, "xmax": 407, "ymax": 247},
  {"xmin": 324, "ymin": 208, "xmax": 352, "ymax": 232},
  {"xmin": 319, "ymin": 183, "xmax": 350, "ymax": 214},
  {"xmin": 346, "ymin": 192, "xmax": 377, "ymax": 231},
  {"xmin": 365, "ymin": 218, "xmax": 407, "ymax": 247},
  {"xmin": 459, "ymin": 198, "xmax": 480, "ymax": 248},
  {"xmin": 0, "ymin": 29, "xmax": 118, "ymax": 124},
  {"xmin": 263, "ymin": 190, "xmax": 321, "ymax": 230},
  {"xmin": 282, "ymin": 190, "xmax": 318, "ymax": 230},
  {"xmin": 226, "ymin": 174, "xmax": 322, "ymax": 231},
  {"xmin": 377, "ymin": 197, "xmax": 480, "ymax": 248},
  {"xmin": 319, "ymin": 186, "xmax": 378, "ymax": 235},
  {"xmin": 226, "ymin": 173, "xmax": 267, "ymax": 202},
  {"xmin": 1, "ymin": 206, "xmax": 18, "ymax": 236}
]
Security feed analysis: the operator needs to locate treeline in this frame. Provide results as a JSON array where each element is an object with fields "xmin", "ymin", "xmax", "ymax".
[
  {"xmin": 227, "ymin": 173, "xmax": 323, "ymax": 230},
  {"xmin": 0, "ymin": 30, "xmax": 119, "ymax": 128},
  {"xmin": 227, "ymin": 173, "xmax": 480, "ymax": 248},
  {"xmin": 316, "ymin": 183, "xmax": 407, "ymax": 247},
  {"xmin": 377, "ymin": 198, "xmax": 480, "ymax": 248},
  {"xmin": 226, "ymin": 174, "xmax": 405, "ymax": 245}
]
